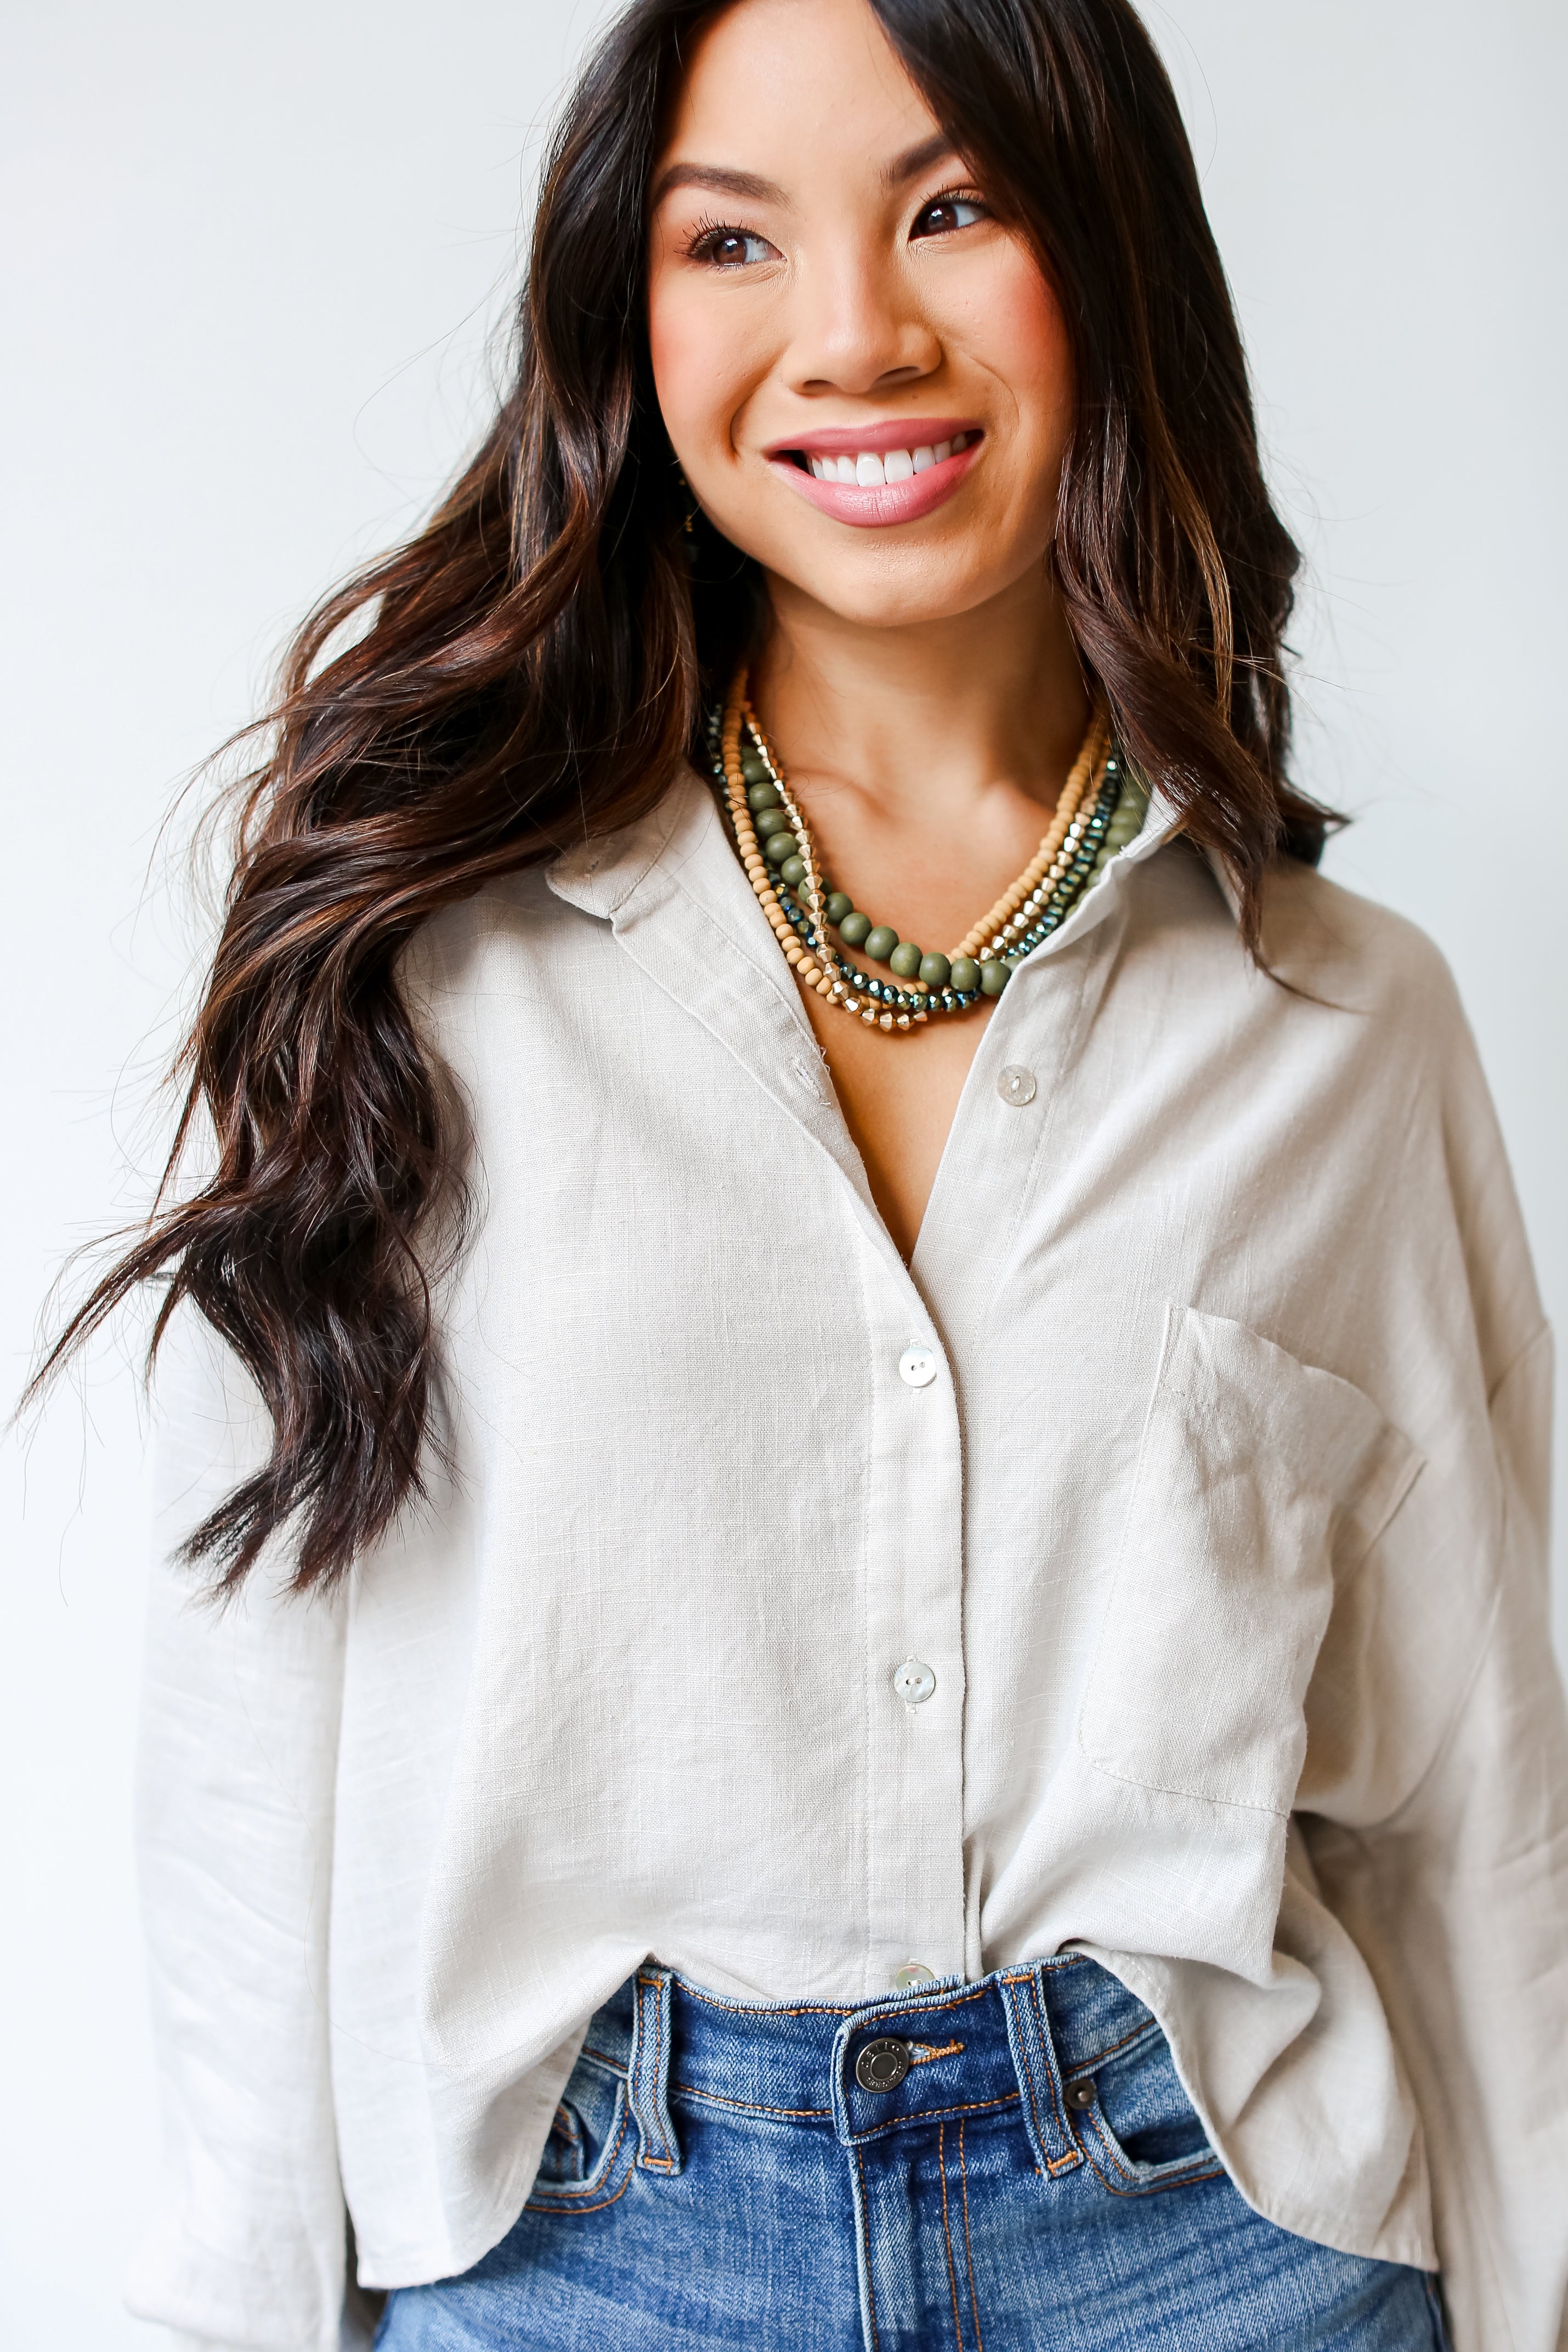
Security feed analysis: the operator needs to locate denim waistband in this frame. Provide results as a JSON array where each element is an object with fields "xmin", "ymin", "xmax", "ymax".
[{"xmin": 578, "ymin": 1955, "xmax": 1161, "ymax": 2179}]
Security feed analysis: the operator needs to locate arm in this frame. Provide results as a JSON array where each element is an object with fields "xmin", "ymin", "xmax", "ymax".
[
  {"xmin": 124, "ymin": 1308, "xmax": 353, "ymax": 2352},
  {"xmin": 1307, "ymin": 1325, "xmax": 1568, "ymax": 2352}
]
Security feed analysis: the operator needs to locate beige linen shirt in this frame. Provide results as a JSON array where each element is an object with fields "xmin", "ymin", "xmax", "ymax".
[{"xmin": 131, "ymin": 771, "xmax": 1568, "ymax": 2352}]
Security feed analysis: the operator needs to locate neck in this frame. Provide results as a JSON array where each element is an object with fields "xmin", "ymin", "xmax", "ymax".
[{"xmin": 749, "ymin": 562, "xmax": 1091, "ymax": 824}]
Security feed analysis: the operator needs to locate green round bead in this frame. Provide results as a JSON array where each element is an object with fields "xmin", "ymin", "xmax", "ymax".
[
  {"xmin": 949, "ymin": 956, "xmax": 980, "ymax": 994},
  {"xmin": 978, "ymin": 960, "xmax": 1010, "ymax": 997},
  {"xmin": 739, "ymin": 747, "xmax": 769, "ymax": 784},
  {"xmin": 779, "ymin": 855, "xmax": 806, "ymax": 887},
  {"xmin": 754, "ymin": 805, "xmax": 793, "ymax": 839},
  {"xmin": 838, "ymin": 910, "xmax": 872, "ymax": 948},
  {"xmin": 747, "ymin": 781, "xmax": 782, "ymax": 814},
  {"xmin": 763, "ymin": 830, "xmax": 796, "ymax": 866},
  {"xmin": 823, "ymin": 892, "xmax": 854, "ymax": 926},
  {"xmin": 918, "ymin": 951, "xmax": 952, "ymax": 991},
  {"xmin": 888, "ymin": 941, "xmax": 923, "ymax": 980},
  {"xmin": 863, "ymin": 925, "xmax": 899, "ymax": 964}
]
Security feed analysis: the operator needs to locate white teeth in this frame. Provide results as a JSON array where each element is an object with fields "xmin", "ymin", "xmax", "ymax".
[
  {"xmin": 809, "ymin": 457, "xmax": 825, "ymax": 479},
  {"xmin": 854, "ymin": 452, "xmax": 885, "ymax": 486},
  {"xmin": 836, "ymin": 454, "xmax": 856, "ymax": 483},
  {"xmin": 883, "ymin": 449, "xmax": 914, "ymax": 482},
  {"xmin": 933, "ymin": 438, "xmax": 951, "ymax": 461},
  {"xmin": 912, "ymin": 445, "xmax": 935, "ymax": 472},
  {"xmin": 950, "ymin": 430, "xmax": 968, "ymax": 453}
]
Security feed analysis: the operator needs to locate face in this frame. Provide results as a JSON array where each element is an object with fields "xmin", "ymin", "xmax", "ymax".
[{"xmin": 647, "ymin": 0, "xmax": 1074, "ymax": 633}]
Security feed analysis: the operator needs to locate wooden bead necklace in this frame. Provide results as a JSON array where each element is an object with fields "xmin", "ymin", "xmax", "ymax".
[{"xmin": 710, "ymin": 670, "xmax": 1144, "ymax": 1034}]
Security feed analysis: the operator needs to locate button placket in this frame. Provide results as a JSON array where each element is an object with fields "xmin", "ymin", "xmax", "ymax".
[{"xmin": 862, "ymin": 1279, "xmax": 966, "ymax": 1984}]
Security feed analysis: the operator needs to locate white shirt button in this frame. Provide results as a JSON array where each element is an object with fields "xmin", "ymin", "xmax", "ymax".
[
  {"xmin": 998, "ymin": 1065, "xmax": 1037, "ymax": 1106},
  {"xmin": 892, "ymin": 1960, "xmax": 938, "ymax": 1992},
  {"xmin": 893, "ymin": 1659, "xmax": 937, "ymax": 1706},
  {"xmin": 898, "ymin": 1345, "xmax": 938, "ymax": 1389}
]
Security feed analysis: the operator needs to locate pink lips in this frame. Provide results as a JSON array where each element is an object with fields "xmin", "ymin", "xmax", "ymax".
[{"xmin": 766, "ymin": 418, "xmax": 984, "ymax": 529}]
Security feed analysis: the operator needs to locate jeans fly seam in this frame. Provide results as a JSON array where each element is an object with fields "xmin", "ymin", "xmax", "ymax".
[
  {"xmin": 939, "ymin": 2122, "xmax": 966, "ymax": 2352},
  {"xmin": 852, "ymin": 2140, "xmax": 880, "ymax": 2351},
  {"xmin": 959, "ymin": 2120, "xmax": 984, "ymax": 2352}
]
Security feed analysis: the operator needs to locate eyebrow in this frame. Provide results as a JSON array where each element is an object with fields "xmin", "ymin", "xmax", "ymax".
[{"xmin": 649, "ymin": 134, "xmax": 962, "ymax": 215}]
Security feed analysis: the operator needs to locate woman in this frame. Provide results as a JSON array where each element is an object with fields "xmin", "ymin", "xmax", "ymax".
[{"xmin": 43, "ymin": 0, "xmax": 1567, "ymax": 2344}]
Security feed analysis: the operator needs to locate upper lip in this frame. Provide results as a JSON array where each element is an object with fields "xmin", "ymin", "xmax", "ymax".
[{"xmin": 765, "ymin": 417, "xmax": 981, "ymax": 458}]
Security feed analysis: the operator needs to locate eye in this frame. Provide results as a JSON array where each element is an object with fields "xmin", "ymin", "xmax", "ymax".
[
  {"xmin": 910, "ymin": 191, "xmax": 989, "ymax": 240},
  {"xmin": 687, "ymin": 220, "xmax": 779, "ymax": 269}
]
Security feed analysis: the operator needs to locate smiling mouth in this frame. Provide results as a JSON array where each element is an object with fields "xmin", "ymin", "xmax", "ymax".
[{"xmin": 794, "ymin": 430, "xmax": 976, "ymax": 486}]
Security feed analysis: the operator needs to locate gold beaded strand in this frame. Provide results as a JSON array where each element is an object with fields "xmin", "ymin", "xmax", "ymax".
[{"xmin": 719, "ymin": 669, "xmax": 1116, "ymax": 1034}]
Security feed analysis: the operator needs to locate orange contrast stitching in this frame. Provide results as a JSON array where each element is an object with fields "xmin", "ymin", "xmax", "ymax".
[
  {"xmin": 1027, "ymin": 1976, "xmax": 1079, "ymax": 2173},
  {"xmin": 907, "ymin": 2039, "xmax": 965, "ymax": 2067},
  {"xmin": 853, "ymin": 2142, "xmax": 880, "ymax": 2350},
  {"xmin": 525, "ymin": 2097, "xmax": 634, "ymax": 2215},
  {"xmin": 671, "ymin": 2079, "xmax": 830, "ymax": 2121},
  {"xmin": 1077, "ymin": 2106, "xmax": 1225, "ymax": 2200},
  {"xmin": 960, "ymin": 2120, "xmax": 984, "ymax": 2352},
  {"xmin": 939, "ymin": 2122, "xmax": 966, "ymax": 2352}
]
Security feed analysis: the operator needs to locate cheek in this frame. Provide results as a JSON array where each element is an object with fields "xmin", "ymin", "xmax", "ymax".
[
  {"xmin": 647, "ymin": 272, "xmax": 759, "ymax": 466},
  {"xmin": 958, "ymin": 255, "xmax": 1074, "ymax": 450}
]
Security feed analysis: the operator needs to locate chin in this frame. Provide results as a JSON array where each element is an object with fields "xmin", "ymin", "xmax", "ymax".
[{"xmin": 769, "ymin": 549, "xmax": 1028, "ymax": 632}]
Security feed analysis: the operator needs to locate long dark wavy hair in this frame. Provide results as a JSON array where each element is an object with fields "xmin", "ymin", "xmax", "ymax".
[{"xmin": 32, "ymin": 0, "xmax": 1324, "ymax": 1596}]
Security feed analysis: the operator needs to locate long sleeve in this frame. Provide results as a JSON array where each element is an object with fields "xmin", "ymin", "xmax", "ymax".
[
  {"xmin": 1306, "ymin": 1322, "xmax": 1568, "ymax": 2352},
  {"xmin": 124, "ymin": 1307, "xmax": 353, "ymax": 2352}
]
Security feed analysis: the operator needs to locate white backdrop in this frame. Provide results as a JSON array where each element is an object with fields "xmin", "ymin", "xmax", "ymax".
[{"xmin": 3, "ymin": 3, "xmax": 1563, "ymax": 2344}]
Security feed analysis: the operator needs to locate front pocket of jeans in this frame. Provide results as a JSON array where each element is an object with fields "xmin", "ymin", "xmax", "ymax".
[
  {"xmin": 1072, "ymin": 2020, "xmax": 1220, "ymax": 2193},
  {"xmin": 1078, "ymin": 1305, "xmax": 1420, "ymax": 1816},
  {"xmin": 524, "ymin": 2072, "xmax": 635, "ymax": 2213}
]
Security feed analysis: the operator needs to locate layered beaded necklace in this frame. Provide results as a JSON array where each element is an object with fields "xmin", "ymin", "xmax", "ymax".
[{"xmin": 709, "ymin": 671, "xmax": 1147, "ymax": 1033}]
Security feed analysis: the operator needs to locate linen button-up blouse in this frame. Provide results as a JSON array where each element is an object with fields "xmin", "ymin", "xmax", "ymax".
[{"xmin": 131, "ymin": 770, "xmax": 1568, "ymax": 2352}]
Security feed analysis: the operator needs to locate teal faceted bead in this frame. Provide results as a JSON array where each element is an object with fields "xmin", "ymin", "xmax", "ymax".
[
  {"xmin": 754, "ymin": 805, "xmax": 793, "ymax": 839},
  {"xmin": 949, "ymin": 956, "xmax": 980, "ymax": 993},
  {"xmin": 978, "ymin": 960, "xmax": 1010, "ymax": 997},
  {"xmin": 839, "ymin": 910, "xmax": 872, "ymax": 948},
  {"xmin": 763, "ymin": 830, "xmax": 796, "ymax": 866},
  {"xmin": 747, "ymin": 781, "xmax": 782, "ymax": 813},
  {"xmin": 863, "ymin": 925, "xmax": 899, "ymax": 964},
  {"xmin": 918, "ymin": 951, "xmax": 952, "ymax": 991},
  {"xmin": 779, "ymin": 855, "xmax": 807, "ymax": 887},
  {"xmin": 739, "ymin": 746, "xmax": 769, "ymax": 784},
  {"xmin": 823, "ymin": 892, "xmax": 854, "ymax": 926}
]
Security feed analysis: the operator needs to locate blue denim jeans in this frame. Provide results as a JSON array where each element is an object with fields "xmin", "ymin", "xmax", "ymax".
[{"xmin": 376, "ymin": 1956, "xmax": 1447, "ymax": 2350}]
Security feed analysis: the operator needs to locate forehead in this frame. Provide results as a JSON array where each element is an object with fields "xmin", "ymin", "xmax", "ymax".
[{"xmin": 654, "ymin": 0, "xmax": 940, "ymax": 183}]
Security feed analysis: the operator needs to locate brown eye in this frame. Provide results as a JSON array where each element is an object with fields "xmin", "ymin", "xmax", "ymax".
[
  {"xmin": 912, "ymin": 194, "xmax": 987, "ymax": 240},
  {"xmin": 691, "ymin": 225, "xmax": 775, "ymax": 268}
]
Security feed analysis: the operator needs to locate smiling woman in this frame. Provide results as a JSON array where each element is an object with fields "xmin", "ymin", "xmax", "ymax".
[{"xmin": 32, "ymin": 0, "xmax": 1568, "ymax": 2348}]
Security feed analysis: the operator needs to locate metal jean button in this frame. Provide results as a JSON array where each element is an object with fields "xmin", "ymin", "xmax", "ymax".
[{"xmin": 855, "ymin": 2037, "xmax": 912, "ymax": 2094}]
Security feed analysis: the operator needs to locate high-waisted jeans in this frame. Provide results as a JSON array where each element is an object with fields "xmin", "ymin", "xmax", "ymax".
[{"xmin": 376, "ymin": 1955, "xmax": 1448, "ymax": 2350}]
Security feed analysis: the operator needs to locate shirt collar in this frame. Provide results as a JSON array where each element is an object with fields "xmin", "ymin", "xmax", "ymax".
[{"xmin": 544, "ymin": 765, "xmax": 1235, "ymax": 946}]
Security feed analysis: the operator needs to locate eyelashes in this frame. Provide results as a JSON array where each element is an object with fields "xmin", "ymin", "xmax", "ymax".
[
  {"xmin": 684, "ymin": 214, "xmax": 778, "ymax": 269},
  {"xmin": 680, "ymin": 187, "xmax": 991, "ymax": 269}
]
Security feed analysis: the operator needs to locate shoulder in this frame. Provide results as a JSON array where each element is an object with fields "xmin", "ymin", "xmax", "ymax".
[{"xmin": 1244, "ymin": 854, "xmax": 1471, "ymax": 1069}]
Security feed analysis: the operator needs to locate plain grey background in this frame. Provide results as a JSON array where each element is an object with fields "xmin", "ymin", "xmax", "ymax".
[{"xmin": 3, "ymin": 2, "xmax": 1564, "ymax": 2344}]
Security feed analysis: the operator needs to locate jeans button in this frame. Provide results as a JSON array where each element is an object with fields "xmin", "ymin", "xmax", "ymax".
[
  {"xmin": 856, "ymin": 2037, "xmax": 912, "ymax": 2094},
  {"xmin": 1065, "ymin": 2077, "xmax": 1097, "ymax": 2110}
]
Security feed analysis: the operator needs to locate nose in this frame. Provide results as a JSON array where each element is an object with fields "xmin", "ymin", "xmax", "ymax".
[{"xmin": 783, "ymin": 246, "xmax": 941, "ymax": 400}]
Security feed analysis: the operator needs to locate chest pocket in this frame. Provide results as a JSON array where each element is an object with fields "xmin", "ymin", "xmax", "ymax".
[{"xmin": 1078, "ymin": 1305, "xmax": 1421, "ymax": 1817}]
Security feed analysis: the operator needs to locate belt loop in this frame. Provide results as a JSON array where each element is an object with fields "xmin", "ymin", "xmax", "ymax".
[
  {"xmin": 998, "ymin": 1963, "xmax": 1084, "ymax": 2178},
  {"xmin": 628, "ymin": 1966, "xmax": 682, "ymax": 2174}
]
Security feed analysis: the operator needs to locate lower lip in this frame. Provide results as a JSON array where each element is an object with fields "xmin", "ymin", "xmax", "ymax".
[{"xmin": 768, "ymin": 439, "xmax": 982, "ymax": 529}]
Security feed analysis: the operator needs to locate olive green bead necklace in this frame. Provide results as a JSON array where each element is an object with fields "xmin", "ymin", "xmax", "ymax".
[{"xmin": 710, "ymin": 671, "xmax": 1146, "ymax": 1034}]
